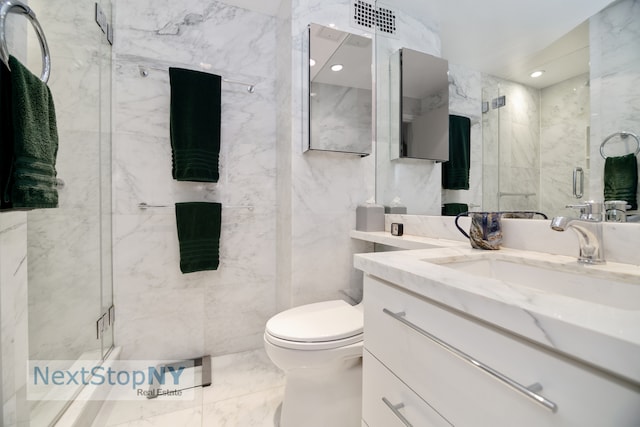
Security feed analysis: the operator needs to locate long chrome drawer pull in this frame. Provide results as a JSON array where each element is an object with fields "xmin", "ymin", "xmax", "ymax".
[
  {"xmin": 382, "ymin": 397, "xmax": 413, "ymax": 427},
  {"xmin": 383, "ymin": 309, "xmax": 558, "ymax": 413}
]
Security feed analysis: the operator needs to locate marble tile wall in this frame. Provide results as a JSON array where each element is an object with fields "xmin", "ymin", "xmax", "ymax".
[
  {"xmin": 112, "ymin": 0, "xmax": 278, "ymax": 359},
  {"xmin": 589, "ymin": 0, "xmax": 640, "ymax": 210},
  {"xmin": 540, "ymin": 73, "xmax": 590, "ymax": 217},
  {"xmin": 0, "ymin": 213, "xmax": 29, "ymax": 427},
  {"xmin": 275, "ymin": 0, "xmax": 294, "ymax": 311},
  {"xmin": 275, "ymin": 0, "xmax": 375, "ymax": 309}
]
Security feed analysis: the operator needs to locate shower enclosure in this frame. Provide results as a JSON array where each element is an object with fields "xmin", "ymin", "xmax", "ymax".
[
  {"xmin": 0, "ymin": 1, "xmax": 113, "ymax": 425},
  {"xmin": 481, "ymin": 74, "xmax": 590, "ymax": 217}
]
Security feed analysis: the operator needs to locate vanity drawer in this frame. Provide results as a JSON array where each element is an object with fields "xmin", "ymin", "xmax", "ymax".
[
  {"xmin": 364, "ymin": 275, "xmax": 640, "ymax": 427},
  {"xmin": 362, "ymin": 349, "xmax": 452, "ymax": 427}
]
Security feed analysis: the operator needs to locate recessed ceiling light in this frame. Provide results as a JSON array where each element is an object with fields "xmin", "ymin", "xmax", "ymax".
[
  {"xmin": 310, "ymin": 58, "xmax": 316, "ymax": 67},
  {"xmin": 331, "ymin": 64, "xmax": 343, "ymax": 72},
  {"xmin": 530, "ymin": 70, "xmax": 545, "ymax": 78}
]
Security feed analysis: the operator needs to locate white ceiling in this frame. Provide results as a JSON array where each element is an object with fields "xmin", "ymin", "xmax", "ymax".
[
  {"xmin": 435, "ymin": 0, "xmax": 615, "ymax": 88},
  {"xmin": 219, "ymin": 0, "xmax": 616, "ymax": 88}
]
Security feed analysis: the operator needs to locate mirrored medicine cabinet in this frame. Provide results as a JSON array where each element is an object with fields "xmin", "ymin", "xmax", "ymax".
[
  {"xmin": 305, "ymin": 23, "xmax": 373, "ymax": 156},
  {"xmin": 390, "ymin": 47, "xmax": 450, "ymax": 161}
]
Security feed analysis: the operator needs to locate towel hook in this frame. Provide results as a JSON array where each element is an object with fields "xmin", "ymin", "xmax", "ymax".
[
  {"xmin": 0, "ymin": 0, "xmax": 51, "ymax": 83},
  {"xmin": 599, "ymin": 131, "xmax": 640, "ymax": 159}
]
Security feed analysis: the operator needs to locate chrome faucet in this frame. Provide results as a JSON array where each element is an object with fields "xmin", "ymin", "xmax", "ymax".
[{"xmin": 550, "ymin": 201, "xmax": 606, "ymax": 264}]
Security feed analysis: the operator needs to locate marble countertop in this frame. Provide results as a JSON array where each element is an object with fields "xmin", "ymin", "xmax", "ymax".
[
  {"xmin": 354, "ymin": 240, "xmax": 640, "ymax": 385},
  {"xmin": 349, "ymin": 230, "xmax": 467, "ymax": 250}
]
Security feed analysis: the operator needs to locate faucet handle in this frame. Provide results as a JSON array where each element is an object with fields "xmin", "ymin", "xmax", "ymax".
[
  {"xmin": 584, "ymin": 201, "xmax": 604, "ymax": 221},
  {"xmin": 565, "ymin": 203, "xmax": 590, "ymax": 219},
  {"xmin": 566, "ymin": 201, "xmax": 604, "ymax": 221}
]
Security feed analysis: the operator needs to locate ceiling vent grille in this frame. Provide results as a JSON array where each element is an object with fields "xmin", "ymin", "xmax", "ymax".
[{"xmin": 351, "ymin": 0, "xmax": 396, "ymax": 35}]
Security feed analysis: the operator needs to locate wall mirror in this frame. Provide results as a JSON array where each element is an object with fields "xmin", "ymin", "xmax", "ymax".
[
  {"xmin": 374, "ymin": 0, "xmax": 638, "ymax": 219},
  {"xmin": 306, "ymin": 23, "xmax": 372, "ymax": 156},
  {"xmin": 390, "ymin": 48, "xmax": 449, "ymax": 161}
]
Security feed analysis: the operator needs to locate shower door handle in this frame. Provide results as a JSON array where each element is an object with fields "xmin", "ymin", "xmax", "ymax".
[{"xmin": 573, "ymin": 167, "xmax": 584, "ymax": 199}]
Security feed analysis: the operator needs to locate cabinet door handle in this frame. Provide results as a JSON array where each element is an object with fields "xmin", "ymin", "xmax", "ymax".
[
  {"xmin": 383, "ymin": 309, "xmax": 558, "ymax": 413},
  {"xmin": 382, "ymin": 397, "xmax": 413, "ymax": 426}
]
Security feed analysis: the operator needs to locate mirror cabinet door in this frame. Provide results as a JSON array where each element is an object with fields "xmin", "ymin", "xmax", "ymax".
[
  {"xmin": 396, "ymin": 48, "xmax": 449, "ymax": 161},
  {"xmin": 307, "ymin": 23, "xmax": 373, "ymax": 156}
]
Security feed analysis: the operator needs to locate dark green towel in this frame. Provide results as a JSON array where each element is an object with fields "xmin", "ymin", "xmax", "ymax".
[
  {"xmin": 169, "ymin": 68, "xmax": 221, "ymax": 182},
  {"xmin": 604, "ymin": 153, "xmax": 638, "ymax": 210},
  {"xmin": 1, "ymin": 56, "xmax": 58, "ymax": 209},
  {"xmin": 442, "ymin": 203, "xmax": 468, "ymax": 216},
  {"xmin": 175, "ymin": 202, "xmax": 222, "ymax": 273},
  {"xmin": 442, "ymin": 115, "xmax": 471, "ymax": 190},
  {"xmin": 0, "ymin": 61, "xmax": 13, "ymax": 209}
]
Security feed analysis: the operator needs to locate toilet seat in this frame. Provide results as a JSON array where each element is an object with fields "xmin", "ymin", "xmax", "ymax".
[{"xmin": 265, "ymin": 300, "xmax": 363, "ymax": 351}]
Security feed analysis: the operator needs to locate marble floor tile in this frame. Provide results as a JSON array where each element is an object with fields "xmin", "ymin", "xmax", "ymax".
[
  {"xmin": 201, "ymin": 386, "xmax": 283, "ymax": 427},
  {"xmin": 90, "ymin": 389, "xmax": 203, "ymax": 427},
  {"xmin": 91, "ymin": 349, "xmax": 284, "ymax": 427},
  {"xmin": 202, "ymin": 348, "xmax": 284, "ymax": 404},
  {"xmin": 99, "ymin": 406, "xmax": 203, "ymax": 427}
]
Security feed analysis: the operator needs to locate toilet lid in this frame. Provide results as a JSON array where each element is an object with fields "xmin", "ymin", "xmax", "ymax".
[{"xmin": 266, "ymin": 300, "xmax": 363, "ymax": 343}]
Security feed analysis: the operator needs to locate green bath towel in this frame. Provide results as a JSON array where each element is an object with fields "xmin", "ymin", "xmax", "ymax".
[
  {"xmin": 442, "ymin": 115, "xmax": 471, "ymax": 190},
  {"xmin": 169, "ymin": 68, "xmax": 221, "ymax": 182},
  {"xmin": 0, "ymin": 61, "xmax": 13, "ymax": 208},
  {"xmin": 442, "ymin": 203, "xmax": 468, "ymax": 216},
  {"xmin": 175, "ymin": 202, "xmax": 222, "ymax": 273},
  {"xmin": 1, "ymin": 56, "xmax": 58, "ymax": 209},
  {"xmin": 604, "ymin": 153, "xmax": 637, "ymax": 210}
]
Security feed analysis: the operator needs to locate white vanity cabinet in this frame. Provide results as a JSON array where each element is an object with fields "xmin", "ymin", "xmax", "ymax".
[{"xmin": 362, "ymin": 274, "xmax": 640, "ymax": 427}]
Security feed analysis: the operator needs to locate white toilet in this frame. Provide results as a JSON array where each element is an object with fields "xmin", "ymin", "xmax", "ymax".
[{"xmin": 264, "ymin": 299, "xmax": 363, "ymax": 427}]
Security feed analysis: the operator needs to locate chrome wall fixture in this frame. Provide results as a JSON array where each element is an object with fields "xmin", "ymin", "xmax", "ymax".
[
  {"xmin": 137, "ymin": 65, "xmax": 256, "ymax": 93},
  {"xmin": 138, "ymin": 202, "xmax": 254, "ymax": 211},
  {"xmin": 599, "ymin": 131, "xmax": 640, "ymax": 159},
  {"xmin": 0, "ymin": 0, "xmax": 50, "ymax": 83},
  {"xmin": 573, "ymin": 167, "xmax": 584, "ymax": 199}
]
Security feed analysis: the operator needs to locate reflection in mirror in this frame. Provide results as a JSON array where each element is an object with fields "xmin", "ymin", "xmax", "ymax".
[
  {"xmin": 481, "ymin": 21, "xmax": 591, "ymax": 217},
  {"xmin": 306, "ymin": 23, "xmax": 372, "ymax": 156},
  {"xmin": 375, "ymin": 0, "xmax": 639, "ymax": 220},
  {"xmin": 392, "ymin": 48, "xmax": 449, "ymax": 161}
]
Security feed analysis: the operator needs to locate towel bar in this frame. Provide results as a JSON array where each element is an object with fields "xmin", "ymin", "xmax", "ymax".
[
  {"xmin": 138, "ymin": 65, "xmax": 256, "ymax": 93},
  {"xmin": 599, "ymin": 131, "xmax": 640, "ymax": 159},
  {"xmin": 498, "ymin": 192, "xmax": 536, "ymax": 197},
  {"xmin": 138, "ymin": 202, "xmax": 254, "ymax": 211},
  {"xmin": 0, "ymin": 0, "xmax": 50, "ymax": 83}
]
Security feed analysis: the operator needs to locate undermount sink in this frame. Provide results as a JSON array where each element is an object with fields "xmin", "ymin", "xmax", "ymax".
[{"xmin": 429, "ymin": 255, "xmax": 640, "ymax": 311}]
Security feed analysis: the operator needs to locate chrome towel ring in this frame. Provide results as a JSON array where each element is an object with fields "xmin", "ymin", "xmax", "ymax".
[
  {"xmin": 600, "ymin": 131, "xmax": 640, "ymax": 159},
  {"xmin": 0, "ymin": 0, "xmax": 50, "ymax": 83}
]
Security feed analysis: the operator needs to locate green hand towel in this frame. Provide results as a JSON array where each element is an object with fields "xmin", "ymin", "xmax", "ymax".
[
  {"xmin": 3, "ymin": 56, "xmax": 58, "ymax": 209},
  {"xmin": 0, "ymin": 61, "xmax": 13, "ymax": 209},
  {"xmin": 175, "ymin": 202, "xmax": 222, "ymax": 273},
  {"xmin": 442, "ymin": 203, "xmax": 468, "ymax": 216},
  {"xmin": 442, "ymin": 115, "xmax": 471, "ymax": 190},
  {"xmin": 604, "ymin": 153, "xmax": 638, "ymax": 210},
  {"xmin": 169, "ymin": 68, "xmax": 221, "ymax": 182}
]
